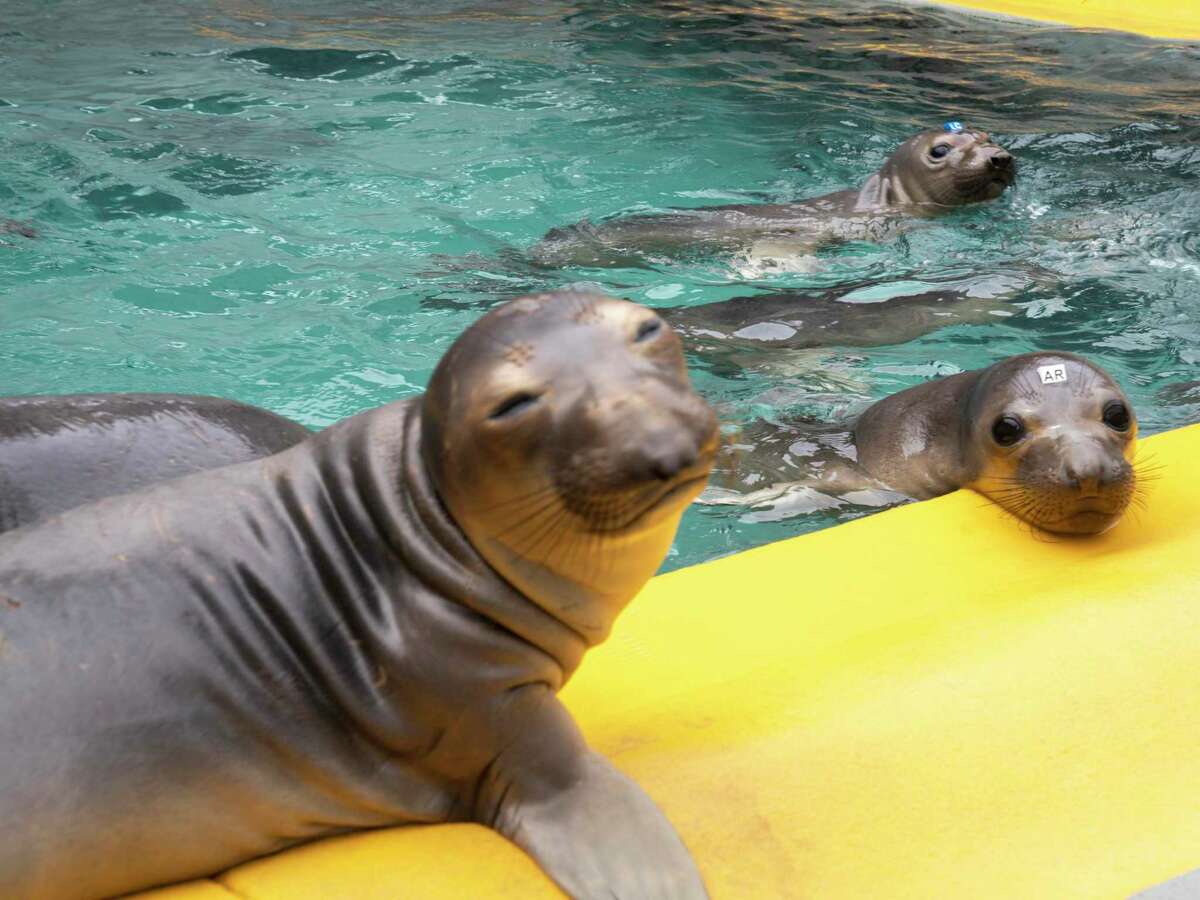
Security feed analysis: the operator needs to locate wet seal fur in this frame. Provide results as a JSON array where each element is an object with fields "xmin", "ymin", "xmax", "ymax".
[
  {"xmin": 661, "ymin": 272, "xmax": 1032, "ymax": 359},
  {"xmin": 0, "ymin": 290, "xmax": 718, "ymax": 900},
  {"xmin": 532, "ymin": 126, "xmax": 1015, "ymax": 267},
  {"xmin": 0, "ymin": 219, "xmax": 37, "ymax": 246},
  {"xmin": 0, "ymin": 393, "xmax": 310, "ymax": 534},
  {"xmin": 713, "ymin": 352, "xmax": 1141, "ymax": 535}
]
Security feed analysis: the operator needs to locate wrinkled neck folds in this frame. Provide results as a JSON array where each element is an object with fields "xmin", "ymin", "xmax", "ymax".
[
  {"xmin": 854, "ymin": 156, "xmax": 929, "ymax": 211},
  {"xmin": 471, "ymin": 503, "xmax": 682, "ymax": 646},
  {"xmin": 323, "ymin": 401, "xmax": 591, "ymax": 680}
]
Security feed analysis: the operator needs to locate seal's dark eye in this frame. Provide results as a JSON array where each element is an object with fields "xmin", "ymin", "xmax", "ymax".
[
  {"xmin": 635, "ymin": 318, "xmax": 663, "ymax": 343},
  {"xmin": 930, "ymin": 144, "xmax": 952, "ymax": 159},
  {"xmin": 1102, "ymin": 400, "xmax": 1131, "ymax": 432},
  {"xmin": 489, "ymin": 392, "xmax": 540, "ymax": 420},
  {"xmin": 991, "ymin": 415, "xmax": 1025, "ymax": 446}
]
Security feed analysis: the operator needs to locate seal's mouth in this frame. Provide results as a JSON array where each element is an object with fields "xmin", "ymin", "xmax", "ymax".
[
  {"xmin": 953, "ymin": 155, "xmax": 1015, "ymax": 202},
  {"xmin": 1004, "ymin": 493, "xmax": 1130, "ymax": 535},
  {"xmin": 973, "ymin": 173, "xmax": 1014, "ymax": 201},
  {"xmin": 616, "ymin": 472, "xmax": 712, "ymax": 534},
  {"xmin": 979, "ymin": 477, "xmax": 1132, "ymax": 535},
  {"xmin": 1037, "ymin": 505, "xmax": 1124, "ymax": 535},
  {"xmin": 602, "ymin": 446, "xmax": 718, "ymax": 535}
]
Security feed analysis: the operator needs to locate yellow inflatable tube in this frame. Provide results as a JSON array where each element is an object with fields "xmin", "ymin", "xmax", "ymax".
[
  {"xmin": 927, "ymin": 0, "xmax": 1200, "ymax": 39},
  {"xmin": 135, "ymin": 423, "xmax": 1200, "ymax": 900}
]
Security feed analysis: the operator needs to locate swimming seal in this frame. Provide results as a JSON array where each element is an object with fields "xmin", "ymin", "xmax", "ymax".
[
  {"xmin": 662, "ymin": 273, "xmax": 1029, "ymax": 359},
  {"xmin": 713, "ymin": 352, "xmax": 1139, "ymax": 535},
  {"xmin": 0, "ymin": 393, "xmax": 310, "ymax": 534},
  {"xmin": 0, "ymin": 290, "xmax": 718, "ymax": 900},
  {"xmin": 0, "ymin": 219, "xmax": 36, "ymax": 244},
  {"xmin": 532, "ymin": 126, "xmax": 1015, "ymax": 267}
]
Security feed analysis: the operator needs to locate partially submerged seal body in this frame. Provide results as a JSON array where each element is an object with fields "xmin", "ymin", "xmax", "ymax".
[
  {"xmin": 0, "ymin": 219, "xmax": 36, "ymax": 240},
  {"xmin": 662, "ymin": 273, "xmax": 1027, "ymax": 359},
  {"xmin": 713, "ymin": 352, "xmax": 1139, "ymax": 535},
  {"xmin": 0, "ymin": 219, "xmax": 37, "ymax": 247},
  {"xmin": 532, "ymin": 126, "xmax": 1015, "ymax": 267},
  {"xmin": 0, "ymin": 290, "xmax": 717, "ymax": 900},
  {"xmin": 0, "ymin": 393, "xmax": 310, "ymax": 534}
]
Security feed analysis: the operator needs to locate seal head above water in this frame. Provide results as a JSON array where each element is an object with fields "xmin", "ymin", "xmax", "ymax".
[
  {"xmin": 531, "ymin": 125, "xmax": 1016, "ymax": 267},
  {"xmin": 851, "ymin": 125, "xmax": 1015, "ymax": 209},
  {"xmin": 855, "ymin": 352, "xmax": 1139, "ymax": 534},
  {"xmin": 712, "ymin": 353, "xmax": 1139, "ymax": 536},
  {"xmin": 0, "ymin": 290, "xmax": 718, "ymax": 899}
]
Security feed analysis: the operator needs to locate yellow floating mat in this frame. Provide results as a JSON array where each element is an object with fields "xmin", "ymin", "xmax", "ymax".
[
  {"xmin": 134, "ymin": 423, "xmax": 1200, "ymax": 900},
  {"xmin": 928, "ymin": 0, "xmax": 1200, "ymax": 39}
]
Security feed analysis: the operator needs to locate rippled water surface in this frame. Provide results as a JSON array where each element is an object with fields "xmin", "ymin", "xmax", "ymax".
[{"xmin": 2, "ymin": 1, "xmax": 1199, "ymax": 569}]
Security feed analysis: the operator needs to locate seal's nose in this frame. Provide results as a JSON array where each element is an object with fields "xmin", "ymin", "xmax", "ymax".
[
  {"xmin": 989, "ymin": 151, "xmax": 1014, "ymax": 171},
  {"xmin": 1066, "ymin": 470, "xmax": 1101, "ymax": 497},
  {"xmin": 644, "ymin": 435, "xmax": 699, "ymax": 481},
  {"xmin": 1061, "ymin": 445, "xmax": 1125, "ymax": 494}
]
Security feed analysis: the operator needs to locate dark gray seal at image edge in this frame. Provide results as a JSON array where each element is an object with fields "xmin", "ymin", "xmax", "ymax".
[{"xmin": 0, "ymin": 393, "xmax": 311, "ymax": 534}]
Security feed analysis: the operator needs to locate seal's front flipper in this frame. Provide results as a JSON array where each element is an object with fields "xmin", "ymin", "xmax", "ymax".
[
  {"xmin": 495, "ymin": 750, "xmax": 708, "ymax": 900},
  {"xmin": 477, "ymin": 697, "xmax": 707, "ymax": 900},
  {"xmin": 500, "ymin": 750, "xmax": 707, "ymax": 900}
]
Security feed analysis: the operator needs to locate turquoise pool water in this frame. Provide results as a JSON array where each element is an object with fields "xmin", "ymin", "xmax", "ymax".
[{"xmin": 1, "ymin": 1, "xmax": 1199, "ymax": 570}]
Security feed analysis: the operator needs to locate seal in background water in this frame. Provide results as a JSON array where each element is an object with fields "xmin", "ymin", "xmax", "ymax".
[
  {"xmin": 712, "ymin": 352, "xmax": 1140, "ymax": 535},
  {"xmin": 532, "ymin": 125, "xmax": 1015, "ymax": 267}
]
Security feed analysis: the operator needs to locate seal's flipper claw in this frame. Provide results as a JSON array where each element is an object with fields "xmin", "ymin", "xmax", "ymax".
[{"xmin": 492, "ymin": 750, "xmax": 708, "ymax": 900}]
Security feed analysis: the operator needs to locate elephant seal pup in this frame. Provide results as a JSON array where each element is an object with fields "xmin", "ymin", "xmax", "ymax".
[
  {"xmin": 0, "ymin": 393, "xmax": 310, "ymax": 534},
  {"xmin": 713, "ymin": 352, "xmax": 1139, "ymax": 535},
  {"xmin": 0, "ymin": 290, "xmax": 718, "ymax": 900},
  {"xmin": 532, "ymin": 124, "xmax": 1015, "ymax": 267},
  {"xmin": 663, "ymin": 273, "xmax": 1026, "ymax": 357}
]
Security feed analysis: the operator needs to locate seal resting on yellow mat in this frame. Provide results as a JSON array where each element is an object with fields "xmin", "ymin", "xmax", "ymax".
[
  {"xmin": 531, "ymin": 123, "xmax": 1015, "ymax": 267},
  {"xmin": 0, "ymin": 290, "xmax": 717, "ymax": 900},
  {"xmin": 711, "ymin": 352, "xmax": 1142, "ymax": 535}
]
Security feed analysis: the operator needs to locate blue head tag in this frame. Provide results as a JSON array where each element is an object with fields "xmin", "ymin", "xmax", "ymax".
[{"xmin": 943, "ymin": 121, "xmax": 964, "ymax": 133}]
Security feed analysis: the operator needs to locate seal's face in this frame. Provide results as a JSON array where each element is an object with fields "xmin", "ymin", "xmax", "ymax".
[
  {"xmin": 887, "ymin": 127, "xmax": 1016, "ymax": 206},
  {"xmin": 964, "ymin": 354, "xmax": 1138, "ymax": 535},
  {"xmin": 422, "ymin": 290, "xmax": 719, "ymax": 638}
]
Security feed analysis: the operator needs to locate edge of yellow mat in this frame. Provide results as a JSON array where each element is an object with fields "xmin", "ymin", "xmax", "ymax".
[{"xmin": 925, "ymin": 0, "xmax": 1200, "ymax": 39}]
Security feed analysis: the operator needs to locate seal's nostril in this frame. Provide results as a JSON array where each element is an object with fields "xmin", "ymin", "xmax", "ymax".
[
  {"xmin": 648, "ymin": 445, "xmax": 698, "ymax": 481},
  {"xmin": 989, "ymin": 153, "xmax": 1013, "ymax": 171},
  {"xmin": 650, "ymin": 459, "xmax": 678, "ymax": 480},
  {"xmin": 1063, "ymin": 459, "xmax": 1102, "ymax": 494}
]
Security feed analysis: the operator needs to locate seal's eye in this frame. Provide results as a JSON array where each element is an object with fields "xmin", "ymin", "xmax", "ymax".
[
  {"xmin": 930, "ymin": 144, "xmax": 952, "ymax": 160},
  {"xmin": 1102, "ymin": 400, "xmax": 1131, "ymax": 432},
  {"xmin": 489, "ymin": 392, "xmax": 540, "ymax": 421},
  {"xmin": 991, "ymin": 415, "xmax": 1025, "ymax": 446},
  {"xmin": 635, "ymin": 318, "xmax": 663, "ymax": 343}
]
